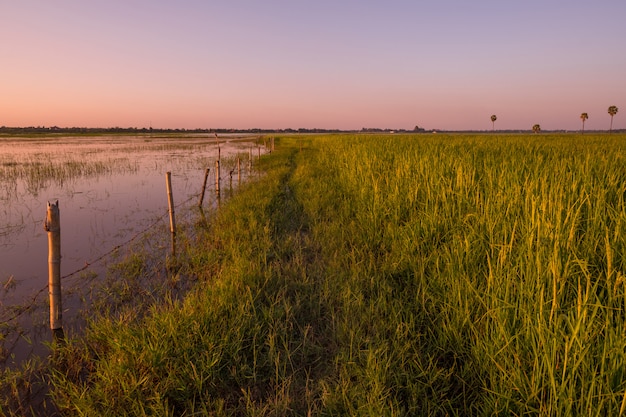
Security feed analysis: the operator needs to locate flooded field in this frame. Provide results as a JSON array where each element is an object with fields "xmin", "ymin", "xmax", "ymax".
[{"xmin": 0, "ymin": 134, "xmax": 263, "ymax": 366}]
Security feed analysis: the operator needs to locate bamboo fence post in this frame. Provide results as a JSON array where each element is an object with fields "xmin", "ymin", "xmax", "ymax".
[
  {"xmin": 215, "ymin": 160, "xmax": 220, "ymax": 194},
  {"xmin": 258, "ymin": 144, "xmax": 261, "ymax": 161},
  {"xmin": 198, "ymin": 205, "xmax": 207, "ymax": 227},
  {"xmin": 45, "ymin": 200, "xmax": 64, "ymax": 340},
  {"xmin": 215, "ymin": 132, "xmax": 220, "ymax": 161},
  {"xmin": 166, "ymin": 172, "xmax": 176, "ymax": 257},
  {"xmin": 237, "ymin": 156, "xmax": 241, "ymax": 184},
  {"xmin": 199, "ymin": 168, "xmax": 210, "ymax": 207}
]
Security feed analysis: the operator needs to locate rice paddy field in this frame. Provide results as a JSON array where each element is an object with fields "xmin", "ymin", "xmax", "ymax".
[{"xmin": 3, "ymin": 132, "xmax": 626, "ymax": 415}]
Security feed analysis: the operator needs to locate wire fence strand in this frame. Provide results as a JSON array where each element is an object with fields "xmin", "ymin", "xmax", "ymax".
[{"xmin": 0, "ymin": 185, "xmax": 212, "ymax": 326}]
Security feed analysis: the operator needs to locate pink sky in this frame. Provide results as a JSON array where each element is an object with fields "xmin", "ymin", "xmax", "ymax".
[{"xmin": 1, "ymin": 1, "xmax": 625, "ymax": 131}]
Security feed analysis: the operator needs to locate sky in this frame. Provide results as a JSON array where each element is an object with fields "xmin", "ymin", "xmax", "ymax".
[{"xmin": 1, "ymin": 1, "xmax": 625, "ymax": 131}]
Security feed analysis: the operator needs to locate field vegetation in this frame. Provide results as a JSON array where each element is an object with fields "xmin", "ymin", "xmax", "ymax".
[{"xmin": 3, "ymin": 133, "xmax": 626, "ymax": 415}]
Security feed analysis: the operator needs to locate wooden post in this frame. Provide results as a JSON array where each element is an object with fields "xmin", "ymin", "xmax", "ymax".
[
  {"xmin": 198, "ymin": 205, "xmax": 208, "ymax": 228},
  {"xmin": 237, "ymin": 157, "xmax": 241, "ymax": 184},
  {"xmin": 166, "ymin": 172, "xmax": 176, "ymax": 257},
  {"xmin": 215, "ymin": 132, "xmax": 220, "ymax": 161},
  {"xmin": 215, "ymin": 160, "xmax": 220, "ymax": 194},
  {"xmin": 199, "ymin": 168, "xmax": 210, "ymax": 207},
  {"xmin": 258, "ymin": 144, "xmax": 261, "ymax": 161},
  {"xmin": 45, "ymin": 200, "xmax": 64, "ymax": 340}
]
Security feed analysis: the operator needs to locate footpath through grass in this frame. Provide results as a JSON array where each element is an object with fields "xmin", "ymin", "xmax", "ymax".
[{"xmin": 20, "ymin": 133, "xmax": 626, "ymax": 415}]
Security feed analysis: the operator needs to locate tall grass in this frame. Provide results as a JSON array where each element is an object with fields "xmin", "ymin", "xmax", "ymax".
[
  {"xmin": 43, "ymin": 133, "xmax": 626, "ymax": 416},
  {"xmin": 308, "ymin": 133, "xmax": 626, "ymax": 414}
]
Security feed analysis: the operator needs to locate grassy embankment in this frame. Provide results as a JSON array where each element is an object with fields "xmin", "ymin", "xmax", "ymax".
[{"xmin": 40, "ymin": 133, "xmax": 626, "ymax": 415}]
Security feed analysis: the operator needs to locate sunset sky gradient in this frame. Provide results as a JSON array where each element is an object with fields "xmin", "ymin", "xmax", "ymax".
[{"xmin": 2, "ymin": 1, "xmax": 625, "ymax": 131}]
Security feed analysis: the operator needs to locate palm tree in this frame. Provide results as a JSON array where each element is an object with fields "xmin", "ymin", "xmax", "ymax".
[
  {"xmin": 532, "ymin": 124, "xmax": 541, "ymax": 134},
  {"xmin": 608, "ymin": 105, "xmax": 619, "ymax": 133},
  {"xmin": 580, "ymin": 112, "xmax": 588, "ymax": 134},
  {"xmin": 490, "ymin": 115, "xmax": 497, "ymax": 132}
]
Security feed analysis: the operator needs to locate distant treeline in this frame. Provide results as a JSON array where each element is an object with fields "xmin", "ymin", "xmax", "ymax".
[
  {"xmin": 0, "ymin": 126, "xmax": 420, "ymax": 135},
  {"xmin": 0, "ymin": 126, "xmax": 360, "ymax": 135},
  {"xmin": 0, "ymin": 126, "xmax": 622, "ymax": 135}
]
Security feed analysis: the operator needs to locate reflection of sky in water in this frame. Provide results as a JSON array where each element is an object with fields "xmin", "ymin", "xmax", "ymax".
[{"xmin": 0, "ymin": 136, "xmax": 261, "ymax": 347}]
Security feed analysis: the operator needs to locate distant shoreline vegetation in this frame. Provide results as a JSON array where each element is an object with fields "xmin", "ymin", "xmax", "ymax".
[{"xmin": 0, "ymin": 126, "xmax": 624, "ymax": 135}]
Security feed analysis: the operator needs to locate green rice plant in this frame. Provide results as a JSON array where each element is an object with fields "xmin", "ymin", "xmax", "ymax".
[{"xmin": 303, "ymin": 133, "xmax": 626, "ymax": 415}]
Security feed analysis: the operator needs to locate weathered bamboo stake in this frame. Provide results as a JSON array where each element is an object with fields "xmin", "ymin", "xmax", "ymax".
[
  {"xmin": 215, "ymin": 132, "xmax": 221, "ymax": 161},
  {"xmin": 258, "ymin": 144, "xmax": 261, "ymax": 161},
  {"xmin": 237, "ymin": 156, "xmax": 241, "ymax": 184},
  {"xmin": 45, "ymin": 200, "xmax": 64, "ymax": 340},
  {"xmin": 198, "ymin": 205, "xmax": 207, "ymax": 227},
  {"xmin": 198, "ymin": 168, "xmax": 210, "ymax": 207},
  {"xmin": 215, "ymin": 160, "xmax": 220, "ymax": 194},
  {"xmin": 165, "ymin": 172, "xmax": 176, "ymax": 257}
]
